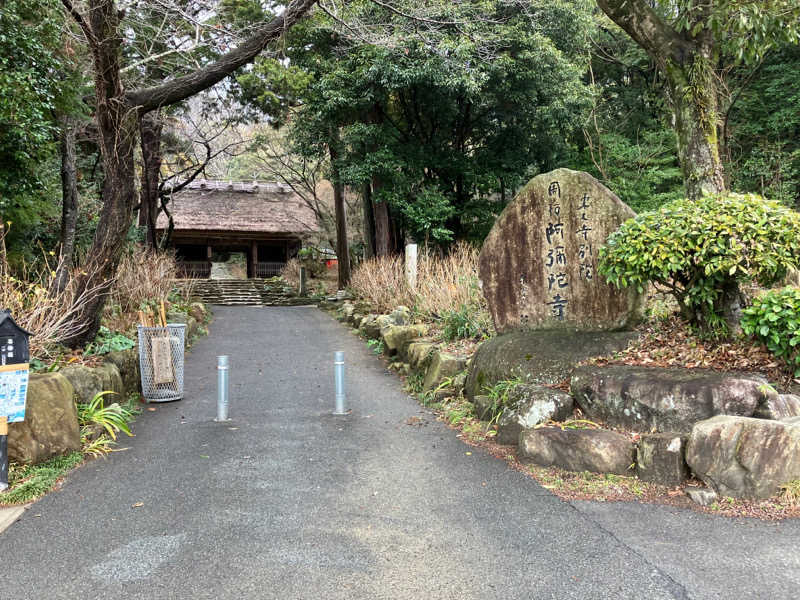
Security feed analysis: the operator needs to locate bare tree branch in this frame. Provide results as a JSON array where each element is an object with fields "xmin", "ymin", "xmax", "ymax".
[{"xmin": 126, "ymin": 0, "xmax": 318, "ymax": 112}]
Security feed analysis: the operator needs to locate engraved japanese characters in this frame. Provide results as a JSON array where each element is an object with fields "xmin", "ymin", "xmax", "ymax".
[{"xmin": 479, "ymin": 169, "xmax": 642, "ymax": 333}]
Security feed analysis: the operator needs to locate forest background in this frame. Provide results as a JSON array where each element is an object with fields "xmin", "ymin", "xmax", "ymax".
[{"xmin": 1, "ymin": 0, "xmax": 799, "ymax": 305}]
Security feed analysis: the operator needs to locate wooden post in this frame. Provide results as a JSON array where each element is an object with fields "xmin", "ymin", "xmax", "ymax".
[
  {"xmin": 299, "ymin": 266, "xmax": 308, "ymax": 296},
  {"xmin": 251, "ymin": 240, "xmax": 258, "ymax": 278}
]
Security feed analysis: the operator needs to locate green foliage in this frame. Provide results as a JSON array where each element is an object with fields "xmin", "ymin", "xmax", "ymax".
[
  {"xmin": 84, "ymin": 326, "xmax": 135, "ymax": 356},
  {"xmin": 284, "ymin": 0, "xmax": 594, "ymax": 244},
  {"xmin": 726, "ymin": 44, "xmax": 800, "ymax": 208},
  {"xmin": 742, "ymin": 288, "xmax": 800, "ymax": 376},
  {"xmin": 76, "ymin": 391, "xmax": 135, "ymax": 441},
  {"xmin": 599, "ymin": 193, "xmax": 800, "ymax": 333},
  {"xmin": 0, "ymin": 0, "xmax": 60, "ymax": 203},
  {"xmin": 482, "ymin": 377, "xmax": 523, "ymax": 423},
  {"xmin": 441, "ymin": 305, "xmax": 489, "ymax": 341},
  {"xmin": 1, "ymin": 452, "xmax": 84, "ymax": 506},
  {"xmin": 366, "ymin": 338, "xmax": 384, "ymax": 355}
]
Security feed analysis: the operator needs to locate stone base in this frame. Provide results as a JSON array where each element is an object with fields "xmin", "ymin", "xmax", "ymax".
[
  {"xmin": 464, "ymin": 330, "xmax": 636, "ymax": 400},
  {"xmin": 495, "ymin": 385, "xmax": 573, "ymax": 445},
  {"xmin": 635, "ymin": 433, "xmax": 688, "ymax": 487},
  {"xmin": 686, "ymin": 416, "xmax": 800, "ymax": 499},
  {"xmin": 519, "ymin": 427, "xmax": 635, "ymax": 476},
  {"xmin": 8, "ymin": 373, "xmax": 80, "ymax": 464}
]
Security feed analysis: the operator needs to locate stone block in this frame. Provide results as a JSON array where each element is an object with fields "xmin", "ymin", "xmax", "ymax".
[
  {"xmin": 407, "ymin": 342, "xmax": 436, "ymax": 370},
  {"xmin": 686, "ymin": 415, "xmax": 800, "ymax": 499},
  {"xmin": 423, "ymin": 352, "xmax": 467, "ymax": 392},
  {"xmin": 464, "ymin": 329, "xmax": 635, "ymax": 400},
  {"xmin": 635, "ymin": 433, "xmax": 688, "ymax": 487},
  {"xmin": 495, "ymin": 384, "xmax": 573, "ymax": 445},
  {"xmin": 59, "ymin": 363, "xmax": 124, "ymax": 405},
  {"xmin": 754, "ymin": 393, "xmax": 800, "ymax": 420},
  {"xmin": 519, "ymin": 427, "xmax": 635, "ymax": 476},
  {"xmin": 570, "ymin": 365, "xmax": 765, "ymax": 433},
  {"xmin": 383, "ymin": 324, "xmax": 427, "ymax": 357},
  {"xmin": 104, "ymin": 348, "xmax": 140, "ymax": 397},
  {"xmin": 8, "ymin": 373, "xmax": 80, "ymax": 464}
]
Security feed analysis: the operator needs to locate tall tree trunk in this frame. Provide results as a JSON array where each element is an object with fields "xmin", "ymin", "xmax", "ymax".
[
  {"xmin": 54, "ymin": 116, "xmax": 80, "ymax": 292},
  {"xmin": 372, "ymin": 176, "xmax": 392, "ymax": 257},
  {"xmin": 60, "ymin": 0, "xmax": 316, "ymax": 346},
  {"xmin": 596, "ymin": 0, "xmax": 726, "ymax": 200},
  {"xmin": 665, "ymin": 52, "xmax": 726, "ymax": 199},
  {"xmin": 139, "ymin": 111, "xmax": 163, "ymax": 249},
  {"xmin": 362, "ymin": 180, "xmax": 376, "ymax": 259},
  {"xmin": 63, "ymin": 0, "xmax": 138, "ymax": 347},
  {"xmin": 329, "ymin": 133, "xmax": 351, "ymax": 288}
]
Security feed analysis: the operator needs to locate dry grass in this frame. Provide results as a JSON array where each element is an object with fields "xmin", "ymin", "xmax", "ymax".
[
  {"xmin": 349, "ymin": 243, "xmax": 491, "ymax": 329},
  {"xmin": 109, "ymin": 247, "xmax": 190, "ymax": 314},
  {"xmin": 0, "ymin": 260, "xmax": 113, "ymax": 360},
  {"xmin": 280, "ymin": 257, "xmax": 302, "ymax": 289},
  {"xmin": 349, "ymin": 254, "xmax": 412, "ymax": 312},
  {"xmin": 104, "ymin": 247, "xmax": 195, "ymax": 333}
]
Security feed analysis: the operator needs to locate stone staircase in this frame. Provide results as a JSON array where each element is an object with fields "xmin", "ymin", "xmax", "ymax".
[{"xmin": 183, "ymin": 279, "xmax": 315, "ymax": 306}]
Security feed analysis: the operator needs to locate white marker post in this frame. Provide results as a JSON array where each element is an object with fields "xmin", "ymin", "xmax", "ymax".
[{"xmin": 405, "ymin": 243, "xmax": 418, "ymax": 290}]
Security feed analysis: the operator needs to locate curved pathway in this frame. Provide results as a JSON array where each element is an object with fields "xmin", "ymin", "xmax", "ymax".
[{"xmin": 1, "ymin": 306, "xmax": 798, "ymax": 599}]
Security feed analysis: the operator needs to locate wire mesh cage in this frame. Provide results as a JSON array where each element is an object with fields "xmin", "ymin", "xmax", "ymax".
[{"xmin": 137, "ymin": 324, "xmax": 186, "ymax": 403}]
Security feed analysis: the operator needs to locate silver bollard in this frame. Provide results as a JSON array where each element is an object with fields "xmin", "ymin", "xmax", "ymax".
[
  {"xmin": 333, "ymin": 351, "xmax": 347, "ymax": 415},
  {"xmin": 215, "ymin": 355, "xmax": 230, "ymax": 421}
]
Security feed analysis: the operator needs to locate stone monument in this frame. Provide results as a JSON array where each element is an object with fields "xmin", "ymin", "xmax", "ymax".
[{"xmin": 479, "ymin": 168, "xmax": 641, "ymax": 333}]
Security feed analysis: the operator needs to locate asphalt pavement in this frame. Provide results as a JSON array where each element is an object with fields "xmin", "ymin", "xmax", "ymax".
[{"xmin": 1, "ymin": 306, "xmax": 798, "ymax": 599}]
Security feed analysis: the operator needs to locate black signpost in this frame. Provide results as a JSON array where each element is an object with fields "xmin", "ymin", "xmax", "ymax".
[{"xmin": 0, "ymin": 310, "xmax": 32, "ymax": 492}]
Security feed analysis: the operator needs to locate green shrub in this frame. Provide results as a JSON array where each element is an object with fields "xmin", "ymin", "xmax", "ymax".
[
  {"xmin": 742, "ymin": 287, "xmax": 800, "ymax": 375},
  {"xmin": 441, "ymin": 304, "xmax": 489, "ymax": 341},
  {"xmin": 599, "ymin": 193, "xmax": 800, "ymax": 335}
]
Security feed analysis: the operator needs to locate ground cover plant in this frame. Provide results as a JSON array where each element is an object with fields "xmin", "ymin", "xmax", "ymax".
[{"xmin": 742, "ymin": 287, "xmax": 800, "ymax": 376}]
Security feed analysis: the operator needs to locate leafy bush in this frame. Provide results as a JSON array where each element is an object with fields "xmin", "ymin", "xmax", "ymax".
[
  {"xmin": 742, "ymin": 287, "xmax": 800, "ymax": 375},
  {"xmin": 599, "ymin": 193, "xmax": 800, "ymax": 335},
  {"xmin": 442, "ymin": 304, "xmax": 489, "ymax": 341},
  {"xmin": 84, "ymin": 326, "xmax": 135, "ymax": 356}
]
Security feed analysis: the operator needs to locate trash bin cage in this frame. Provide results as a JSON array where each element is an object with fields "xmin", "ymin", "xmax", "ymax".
[{"xmin": 137, "ymin": 324, "xmax": 186, "ymax": 403}]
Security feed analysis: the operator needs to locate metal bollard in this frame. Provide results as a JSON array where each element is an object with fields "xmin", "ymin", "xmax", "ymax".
[
  {"xmin": 215, "ymin": 355, "xmax": 230, "ymax": 421},
  {"xmin": 333, "ymin": 351, "xmax": 347, "ymax": 415}
]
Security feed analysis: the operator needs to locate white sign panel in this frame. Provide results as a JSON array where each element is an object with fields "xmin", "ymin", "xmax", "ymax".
[{"xmin": 0, "ymin": 364, "xmax": 29, "ymax": 423}]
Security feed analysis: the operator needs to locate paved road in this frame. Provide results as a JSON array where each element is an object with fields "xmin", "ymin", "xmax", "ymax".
[{"xmin": 1, "ymin": 306, "xmax": 798, "ymax": 599}]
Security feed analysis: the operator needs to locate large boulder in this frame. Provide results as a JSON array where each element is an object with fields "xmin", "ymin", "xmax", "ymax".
[
  {"xmin": 570, "ymin": 365, "xmax": 766, "ymax": 433},
  {"xmin": 754, "ymin": 392, "xmax": 800, "ymax": 420},
  {"xmin": 495, "ymin": 385, "xmax": 573, "ymax": 445},
  {"xmin": 635, "ymin": 433, "xmax": 688, "ymax": 487},
  {"xmin": 519, "ymin": 427, "xmax": 635, "ymax": 476},
  {"xmin": 59, "ymin": 363, "xmax": 125, "ymax": 405},
  {"xmin": 479, "ymin": 168, "xmax": 642, "ymax": 334},
  {"xmin": 104, "ymin": 348, "xmax": 140, "ymax": 397},
  {"xmin": 381, "ymin": 324, "xmax": 427, "ymax": 357},
  {"xmin": 423, "ymin": 351, "xmax": 468, "ymax": 392},
  {"xmin": 407, "ymin": 341, "xmax": 436, "ymax": 370},
  {"xmin": 686, "ymin": 416, "xmax": 800, "ymax": 499},
  {"xmin": 8, "ymin": 373, "xmax": 81, "ymax": 464},
  {"xmin": 464, "ymin": 329, "xmax": 635, "ymax": 400}
]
